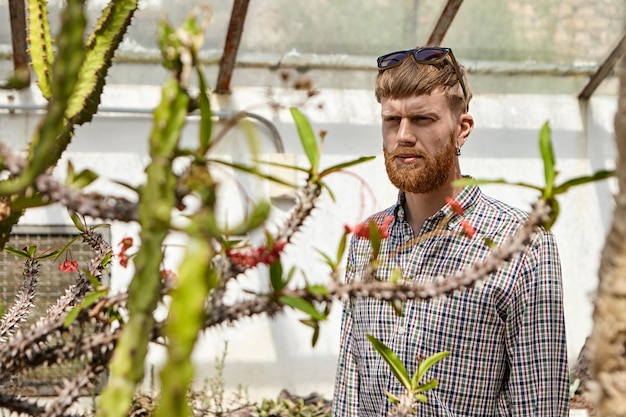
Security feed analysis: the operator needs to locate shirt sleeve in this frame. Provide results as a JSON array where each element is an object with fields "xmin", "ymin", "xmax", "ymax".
[
  {"xmin": 505, "ymin": 230, "xmax": 569, "ymax": 416},
  {"xmin": 332, "ymin": 241, "xmax": 360, "ymax": 416}
]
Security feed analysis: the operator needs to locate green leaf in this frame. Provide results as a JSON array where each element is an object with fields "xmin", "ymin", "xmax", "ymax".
[
  {"xmin": 228, "ymin": 202, "xmax": 271, "ymax": 235},
  {"xmin": 196, "ymin": 66, "xmax": 212, "ymax": 154},
  {"xmin": 366, "ymin": 334, "xmax": 411, "ymax": 390},
  {"xmin": 210, "ymin": 159, "xmax": 298, "ymax": 189},
  {"xmin": 314, "ymin": 248, "xmax": 336, "ymax": 270},
  {"xmin": 539, "ymin": 122, "xmax": 556, "ymax": 198},
  {"xmin": 290, "ymin": 108, "xmax": 319, "ymax": 174},
  {"xmin": 415, "ymin": 378, "xmax": 439, "ymax": 393},
  {"xmin": 4, "ymin": 246, "xmax": 30, "ymax": 259},
  {"xmin": 389, "ymin": 267, "xmax": 403, "ymax": 284},
  {"xmin": 385, "ymin": 391, "xmax": 400, "ymax": 403},
  {"xmin": 70, "ymin": 212, "xmax": 86, "ymax": 232},
  {"xmin": 319, "ymin": 156, "xmax": 376, "ymax": 177},
  {"xmin": 307, "ymin": 284, "xmax": 330, "ymax": 296},
  {"xmin": 279, "ymin": 296, "xmax": 326, "ymax": 321},
  {"xmin": 415, "ymin": 393, "xmax": 428, "ymax": 403},
  {"xmin": 390, "ymin": 299, "xmax": 403, "ymax": 317},
  {"xmin": 269, "ymin": 259, "xmax": 285, "ymax": 292},
  {"xmin": 26, "ymin": 246, "xmax": 37, "ymax": 259},
  {"xmin": 67, "ymin": 166, "xmax": 99, "ymax": 189},
  {"xmin": 369, "ymin": 221, "xmax": 382, "ymax": 260},
  {"xmin": 544, "ymin": 197, "xmax": 560, "ymax": 231},
  {"xmin": 553, "ymin": 170, "xmax": 616, "ymax": 194},
  {"xmin": 415, "ymin": 351, "xmax": 450, "ymax": 386},
  {"xmin": 336, "ymin": 231, "xmax": 349, "ymax": 268},
  {"xmin": 453, "ymin": 177, "xmax": 542, "ymax": 192},
  {"xmin": 63, "ymin": 288, "xmax": 107, "ymax": 327},
  {"xmin": 36, "ymin": 249, "xmax": 61, "ymax": 261}
]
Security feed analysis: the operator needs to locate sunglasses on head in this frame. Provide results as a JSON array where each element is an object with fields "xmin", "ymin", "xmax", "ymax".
[{"xmin": 377, "ymin": 47, "xmax": 469, "ymax": 112}]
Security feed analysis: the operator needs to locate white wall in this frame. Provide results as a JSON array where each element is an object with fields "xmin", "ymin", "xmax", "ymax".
[{"xmin": 0, "ymin": 84, "xmax": 618, "ymax": 400}]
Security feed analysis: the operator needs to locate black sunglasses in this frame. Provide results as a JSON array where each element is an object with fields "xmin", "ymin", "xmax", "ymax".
[{"xmin": 377, "ymin": 47, "xmax": 469, "ymax": 112}]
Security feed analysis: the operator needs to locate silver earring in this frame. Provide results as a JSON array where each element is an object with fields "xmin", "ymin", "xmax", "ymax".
[{"xmin": 456, "ymin": 146, "xmax": 461, "ymax": 156}]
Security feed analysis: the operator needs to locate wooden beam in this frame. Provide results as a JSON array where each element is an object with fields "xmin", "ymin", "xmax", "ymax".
[
  {"xmin": 215, "ymin": 0, "xmax": 250, "ymax": 94},
  {"xmin": 427, "ymin": 0, "xmax": 464, "ymax": 46},
  {"xmin": 578, "ymin": 31, "xmax": 626, "ymax": 100}
]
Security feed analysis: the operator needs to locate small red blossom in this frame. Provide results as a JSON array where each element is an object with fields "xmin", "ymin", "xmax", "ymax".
[
  {"xmin": 59, "ymin": 260, "xmax": 79, "ymax": 273},
  {"xmin": 445, "ymin": 196, "xmax": 464, "ymax": 216},
  {"xmin": 117, "ymin": 237, "xmax": 134, "ymax": 268},
  {"xmin": 160, "ymin": 269, "xmax": 178, "ymax": 283},
  {"xmin": 227, "ymin": 241, "xmax": 287, "ymax": 269},
  {"xmin": 460, "ymin": 219, "xmax": 476, "ymax": 239},
  {"xmin": 347, "ymin": 216, "xmax": 394, "ymax": 240},
  {"xmin": 119, "ymin": 237, "xmax": 133, "ymax": 250},
  {"xmin": 118, "ymin": 254, "xmax": 129, "ymax": 268}
]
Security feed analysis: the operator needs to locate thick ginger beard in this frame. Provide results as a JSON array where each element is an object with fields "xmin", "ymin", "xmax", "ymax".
[{"xmin": 384, "ymin": 133, "xmax": 456, "ymax": 194}]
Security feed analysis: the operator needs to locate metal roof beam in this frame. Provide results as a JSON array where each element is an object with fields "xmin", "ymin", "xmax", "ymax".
[
  {"xmin": 8, "ymin": 0, "xmax": 30, "ymax": 85},
  {"xmin": 215, "ymin": 0, "xmax": 250, "ymax": 94},
  {"xmin": 427, "ymin": 0, "xmax": 465, "ymax": 46},
  {"xmin": 578, "ymin": 31, "xmax": 626, "ymax": 100}
]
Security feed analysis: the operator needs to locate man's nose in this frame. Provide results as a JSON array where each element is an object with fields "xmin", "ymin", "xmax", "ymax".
[{"xmin": 396, "ymin": 118, "xmax": 416, "ymax": 145}]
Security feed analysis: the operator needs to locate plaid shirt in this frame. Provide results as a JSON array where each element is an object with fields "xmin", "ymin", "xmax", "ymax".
[{"xmin": 333, "ymin": 186, "xmax": 568, "ymax": 417}]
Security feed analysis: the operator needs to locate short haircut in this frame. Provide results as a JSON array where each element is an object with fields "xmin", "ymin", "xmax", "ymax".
[{"xmin": 375, "ymin": 53, "xmax": 473, "ymax": 116}]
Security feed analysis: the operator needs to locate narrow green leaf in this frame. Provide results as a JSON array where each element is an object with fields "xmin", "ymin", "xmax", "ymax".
[
  {"xmin": 210, "ymin": 159, "xmax": 298, "ymax": 188},
  {"xmin": 414, "ymin": 378, "xmax": 439, "ymax": 393},
  {"xmin": 64, "ymin": 305, "xmax": 81, "ymax": 327},
  {"xmin": 369, "ymin": 221, "xmax": 382, "ymax": 260},
  {"xmin": 453, "ymin": 177, "xmax": 543, "ymax": 192},
  {"xmin": 314, "ymin": 248, "xmax": 337, "ymax": 270},
  {"xmin": 307, "ymin": 284, "xmax": 330, "ymax": 296},
  {"xmin": 553, "ymin": 170, "xmax": 616, "ymax": 194},
  {"xmin": 70, "ymin": 212, "xmax": 86, "ymax": 232},
  {"xmin": 416, "ymin": 351, "xmax": 450, "ymax": 384},
  {"xmin": 228, "ymin": 202, "xmax": 271, "ymax": 235},
  {"xmin": 4, "ymin": 246, "xmax": 30, "ymax": 259},
  {"xmin": 415, "ymin": 393, "xmax": 428, "ymax": 403},
  {"xmin": 539, "ymin": 122, "xmax": 556, "ymax": 198},
  {"xmin": 67, "ymin": 168, "xmax": 99, "ymax": 189},
  {"xmin": 269, "ymin": 259, "xmax": 285, "ymax": 292},
  {"xmin": 36, "ymin": 249, "xmax": 61, "ymax": 261},
  {"xmin": 26, "ymin": 246, "xmax": 37, "ymax": 259},
  {"xmin": 319, "ymin": 156, "xmax": 376, "ymax": 178},
  {"xmin": 290, "ymin": 108, "xmax": 319, "ymax": 173},
  {"xmin": 336, "ymin": 231, "xmax": 349, "ymax": 267},
  {"xmin": 197, "ymin": 66, "xmax": 212, "ymax": 154},
  {"xmin": 279, "ymin": 295, "xmax": 326, "ymax": 321},
  {"xmin": 390, "ymin": 299, "xmax": 403, "ymax": 317},
  {"xmin": 385, "ymin": 391, "xmax": 400, "ymax": 403},
  {"xmin": 366, "ymin": 334, "xmax": 411, "ymax": 390},
  {"xmin": 389, "ymin": 267, "xmax": 403, "ymax": 284}
]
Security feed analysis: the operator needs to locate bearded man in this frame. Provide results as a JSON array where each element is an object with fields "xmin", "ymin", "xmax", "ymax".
[{"xmin": 332, "ymin": 47, "xmax": 569, "ymax": 417}]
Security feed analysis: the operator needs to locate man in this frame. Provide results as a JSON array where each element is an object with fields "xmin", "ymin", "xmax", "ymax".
[{"xmin": 332, "ymin": 47, "xmax": 569, "ymax": 416}]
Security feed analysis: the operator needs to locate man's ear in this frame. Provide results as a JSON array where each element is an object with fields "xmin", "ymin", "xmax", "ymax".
[{"xmin": 456, "ymin": 113, "xmax": 474, "ymax": 148}]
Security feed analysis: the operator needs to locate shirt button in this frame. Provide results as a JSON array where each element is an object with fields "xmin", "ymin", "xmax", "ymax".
[
  {"xmin": 397, "ymin": 325, "xmax": 405, "ymax": 335},
  {"xmin": 403, "ymin": 235, "xmax": 411, "ymax": 242}
]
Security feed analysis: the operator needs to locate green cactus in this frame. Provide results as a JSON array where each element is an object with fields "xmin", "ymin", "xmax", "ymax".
[
  {"xmin": 27, "ymin": 0, "xmax": 55, "ymax": 99},
  {"xmin": 96, "ymin": 76, "xmax": 190, "ymax": 417}
]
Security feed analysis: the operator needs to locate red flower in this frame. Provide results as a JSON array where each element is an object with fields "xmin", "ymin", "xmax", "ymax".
[
  {"xmin": 117, "ymin": 237, "xmax": 134, "ymax": 268},
  {"xmin": 347, "ymin": 216, "xmax": 394, "ymax": 240},
  {"xmin": 227, "ymin": 241, "xmax": 286, "ymax": 268},
  {"xmin": 160, "ymin": 269, "xmax": 177, "ymax": 283},
  {"xmin": 118, "ymin": 254, "xmax": 129, "ymax": 268},
  {"xmin": 460, "ymin": 219, "xmax": 476, "ymax": 239},
  {"xmin": 119, "ymin": 237, "xmax": 133, "ymax": 250},
  {"xmin": 59, "ymin": 260, "xmax": 79, "ymax": 272},
  {"xmin": 445, "ymin": 196, "xmax": 464, "ymax": 216}
]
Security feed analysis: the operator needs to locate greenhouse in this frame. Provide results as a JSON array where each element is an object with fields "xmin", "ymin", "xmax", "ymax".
[{"xmin": 0, "ymin": 0, "xmax": 625, "ymax": 416}]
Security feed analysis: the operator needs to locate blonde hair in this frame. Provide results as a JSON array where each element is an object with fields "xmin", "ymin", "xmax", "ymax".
[{"xmin": 375, "ymin": 52, "xmax": 472, "ymax": 116}]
